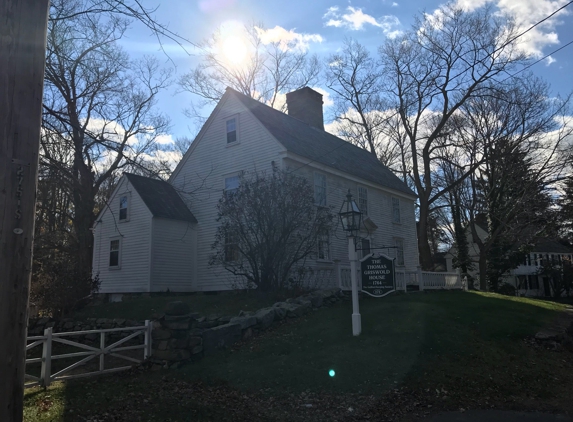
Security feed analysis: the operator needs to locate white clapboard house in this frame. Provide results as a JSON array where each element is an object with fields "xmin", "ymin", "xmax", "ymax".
[
  {"xmin": 92, "ymin": 87, "xmax": 419, "ymax": 296},
  {"xmin": 445, "ymin": 219, "xmax": 573, "ymax": 296}
]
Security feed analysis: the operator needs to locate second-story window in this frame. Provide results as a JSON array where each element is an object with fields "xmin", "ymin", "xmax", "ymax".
[
  {"xmin": 358, "ymin": 186, "xmax": 368, "ymax": 215},
  {"xmin": 392, "ymin": 197, "xmax": 401, "ymax": 223},
  {"xmin": 226, "ymin": 118, "xmax": 237, "ymax": 144},
  {"xmin": 119, "ymin": 195, "xmax": 128, "ymax": 221},
  {"xmin": 314, "ymin": 173, "xmax": 326, "ymax": 207},
  {"xmin": 224, "ymin": 175, "xmax": 240, "ymax": 196}
]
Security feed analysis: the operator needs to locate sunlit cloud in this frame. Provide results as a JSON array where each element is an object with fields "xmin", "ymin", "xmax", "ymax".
[
  {"xmin": 430, "ymin": 0, "xmax": 571, "ymax": 59},
  {"xmin": 323, "ymin": 6, "xmax": 403, "ymax": 38},
  {"xmin": 255, "ymin": 26, "xmax": 323, "ymax": 52}
]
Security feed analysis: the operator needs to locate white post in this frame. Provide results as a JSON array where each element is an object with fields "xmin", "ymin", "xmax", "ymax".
[
  {"xmin": 144, "ymin": 320, "xmax": 152, "ymax": 359},
  {"xmin": 418, "ymin": 266, "xmax": 424, "ymax": 291},
  {"xmin": 99, "ymin": 332, "xmax": 105, "ymax": 372},
  {"xmin": 349, "ymin": 236, "xmax": 361, "ymax": 336},
  {"xmin": 40, "ymin": 327, "xmax": 52, "ymax": 387}
]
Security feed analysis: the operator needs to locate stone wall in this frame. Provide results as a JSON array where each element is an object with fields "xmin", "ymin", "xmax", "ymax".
[
  {"xmin": 149, "ymin": 289, "xmax": 346, "ymax": 367},
  {"xmin": 26, "ymin": 289, "xmax": 347, "ymax": 367}
]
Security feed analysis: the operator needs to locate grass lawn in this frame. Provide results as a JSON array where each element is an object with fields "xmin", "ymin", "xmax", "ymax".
[
  {"xmin": 24, "ymin": 291, "xmax": 573, "ymax": 421},
  {"xmin": 72, "ymin": 291, "xmax": 280, "ymax": 320}
]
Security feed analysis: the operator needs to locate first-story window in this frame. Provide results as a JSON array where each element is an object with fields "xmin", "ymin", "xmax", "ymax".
[
  {"xmin": 317, "ymin": 229, "xmax": 330, "ymax": 260},
  {"xmin": 224, "ymin": 231, "xmax": 240, "ymax": 262},
  {"xmin": 119, "ymin": 195, "xmax": 128, "ymax": 220},
  {"xmin": 395, "ymin": 238, "xmax": 405, "ymax": 266},
  {"xmin": 528, "ymin": 275, "xmax": 540, "ymax": 289},
  {"xmin": 109, "ymin": 239, "xmax": 121, "ymax": 268}
]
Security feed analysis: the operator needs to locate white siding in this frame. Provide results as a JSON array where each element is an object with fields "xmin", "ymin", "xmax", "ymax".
[
  {"xmin": 150, "ymin": 218, "xmax": 197, "ymax": 292},
  {"xmin": 285, "ymin": 157, "xmax": 419, "ymax": 276},
  {"xmin": 170, "ymin": 94, "xmax": 287, "ymax": 291},
  {"xmin": 92, "ymin": 177, "xmax": 152, "ymax": 293}
]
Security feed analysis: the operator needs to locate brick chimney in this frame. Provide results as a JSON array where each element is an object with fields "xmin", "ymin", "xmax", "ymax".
[{"xmin": 286, "ymin": 87, "xmax": 324, "ymax": 130}]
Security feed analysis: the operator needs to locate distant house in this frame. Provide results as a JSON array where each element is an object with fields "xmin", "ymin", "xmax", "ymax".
[
  {"xmin": 445, "ymin": 221, "xmax": 573, "ymax": 296},
  {"xmin": 93, "ymin": 87, "xmax": 419, "ymax": 296}
]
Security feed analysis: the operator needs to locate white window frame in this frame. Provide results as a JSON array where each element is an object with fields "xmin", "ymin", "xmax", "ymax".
[
  {"xmin": 224, "ymin": 173, "xmax": 241, "ymax": 196},
  {"xmin": 358, "ymin": 186, "xmax": 368, "ymax": 215},
  {"xmin": 224, "ymin": 231, "xmax": 240, "ymax": 262},
  {"xmin": 314, "ymin": 172, "xmax": 327, "ymax": 207},
  {"xmin": 118, "ymin": 194, "xmax": 129, "ymax": 222},
  {"xmin": 317, "ymin": 228, "xmax": 331, "ymax": 261},
  {"xmin": 109, "ymin": 237, "xmax": 122, "ymax": 269},
  {"xmin": 394, "ymin": 238, "xmax": 405, "ymax": 266},
  {"xmin": 225, "ymin": 115, "xmax": 239, "ymax": 145},
  {"xmin": 392, "ymin": 197, "xmax": 401, "ymax": 223}
]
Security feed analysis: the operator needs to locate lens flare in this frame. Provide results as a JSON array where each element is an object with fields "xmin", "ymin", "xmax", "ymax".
[{"xmin": 329, "ymin": 369, "xmax": 336, "ymax": 377}]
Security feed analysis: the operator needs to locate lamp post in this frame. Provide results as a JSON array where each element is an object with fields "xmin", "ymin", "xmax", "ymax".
[{"xmin": 339, "ymin": 190, "xmax": 363, "ymax": 336}]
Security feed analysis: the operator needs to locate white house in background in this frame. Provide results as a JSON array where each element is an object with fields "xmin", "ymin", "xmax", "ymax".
[
  {"xmin": 93, "ymin": 87, "xmax": 419, "ymax": 295},
  {"xmin": 445, "ymin": 222, "xmax": 573, "ymax": 296}
]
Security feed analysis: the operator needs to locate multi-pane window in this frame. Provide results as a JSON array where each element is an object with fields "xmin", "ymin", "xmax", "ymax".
[
  {"xmin": 109, "ymin": 239, "xmax": 120, "ymax": 267},
  {"xmin": 314, "ymin": 173, "xmax": 326, "ymax": 206},
  {"xmin": 119, "ymin": 195, "xmax": 128, "ymax": 220},
  {"xmin": 225, "ymin": 175, "xmax": 240, "ymax": 195},
  {"xmin": 317, "ymin": 229, "xmax": 330, "ymax": 260},
  {"xmin": 395, "ymin": 238, "xmax": 404, "ymax": 266},
  {"xmin": 358, "ymin": 186, "xmax": 368, "ymax": 215},
  {"xmin": 392, "ymin": 197, "xmax": 401, "ymax": 223},
  {"xmin": 224, "ymin": 231, "xmax": 240, "ymax": 262},
  {"xmin": 226, "ymin": 118, "xmax": 237, "ymax": 144}
]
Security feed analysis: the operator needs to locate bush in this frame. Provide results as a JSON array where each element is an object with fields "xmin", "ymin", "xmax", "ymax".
[
  {"xmin": 497, "ymin": 283, "xmax": 516, "ymax": 296},
  {"xmin": 31, "ymin": 256, "xmax": 100, "ymax": 317}
]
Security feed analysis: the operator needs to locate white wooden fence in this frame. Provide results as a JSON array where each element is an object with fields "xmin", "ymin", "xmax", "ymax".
[
  {"xmin": 25, "ymin": 321, "xmax": 152, "ymax": 388},
  {"xmin": 337, "ymin": 264, "xmax": 466, "ymax": 292}
]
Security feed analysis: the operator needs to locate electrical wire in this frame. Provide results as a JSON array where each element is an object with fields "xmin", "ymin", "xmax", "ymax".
[{"xmin": 286, "ymin": 2, "xmax": 573, "ymax": 175}]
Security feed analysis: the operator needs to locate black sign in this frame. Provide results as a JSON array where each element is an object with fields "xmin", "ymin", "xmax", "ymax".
[{"xmin": 360, "ymin": 254, "xmax": 395, "ymax": 297}]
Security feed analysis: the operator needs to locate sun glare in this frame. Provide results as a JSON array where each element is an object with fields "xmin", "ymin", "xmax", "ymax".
[{"xmin": 222, "ymin": 36, "xmax": 247, "ymax": 66}]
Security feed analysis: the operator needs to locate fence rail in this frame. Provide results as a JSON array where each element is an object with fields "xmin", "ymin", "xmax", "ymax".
[
  {"xmin": 25, "ymin": 321, "xmax": 152, "ymax": 388},
  {"xmin": 337, "ymin": 264, "xmax": 465, "ymax": 292}
]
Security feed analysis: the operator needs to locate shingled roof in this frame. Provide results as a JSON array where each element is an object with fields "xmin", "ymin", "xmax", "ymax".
[
  {"xmin": 124, "ymin": 173, "xmax": 197, "ymax": 223},
  {"xmin": 228, "ymin": 88, "xmax": 415, "ymax": 197}
]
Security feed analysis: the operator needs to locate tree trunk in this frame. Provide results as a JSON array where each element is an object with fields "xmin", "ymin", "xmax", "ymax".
[
  {"xmin": 478, "ymin": 252, "xmax": 488, "ymax": 291},
  {"xmin": 417, "ymin": 201, "xmax": 434, "ymax": 270},
  {"xmin": 0, "ymin": 1, "xmax": 49, "ymax": 421}
]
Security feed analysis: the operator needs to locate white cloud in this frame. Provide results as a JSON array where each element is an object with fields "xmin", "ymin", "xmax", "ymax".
[
  {"xmin": 392, "ymin": 2, "xmax": 399, "ymax": 7},
  {"xmin": 434, "ymin": 0, "xmax": 571, "ymax": 58},
  {"xmin": 255, "ymin": 26, "xmax": 323, "ymax": 52},
  {"xmin": 545, "ymin": 55, "xmax": 557, "ymax": 66},
  {"xmin": 312, "ymin": 87, "xmax": 334, "ymax": 107},
  {"xmin": 323, "ymin": 6, "xmax": 403, "ymax": 37},
  {"xmin": 155, "ymin": 134, "xmax": 175, "ymax": 145}
]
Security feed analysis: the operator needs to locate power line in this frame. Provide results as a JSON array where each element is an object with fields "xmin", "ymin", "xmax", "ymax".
[
  {"xmin": 501, "ymin": 39, "xmax": 573, "ymax": 82},
  {"xmin": 288, "ymin": 2, "xmax": 573, "ymax": 175}
]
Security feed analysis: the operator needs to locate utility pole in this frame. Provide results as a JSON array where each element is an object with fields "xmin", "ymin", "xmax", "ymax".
[{"xmin": 0, "ymin": 1, "xmax": 50, "ymax": 421}]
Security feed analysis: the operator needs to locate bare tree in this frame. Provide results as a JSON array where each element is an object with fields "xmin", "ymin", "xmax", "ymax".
[
  {"xmin": 380, "ymin": 4, "xmax": 530, "ymax": 269},
  {"xmin": 210, "ymin": 169, "xmax": 335, "ymax": 292},
  {"xmin": 178, "ymin": 22, "xmax": 321, "ymax": 113},
  {"xmin": 448, "ymin": 77, "xmax": 572, "ymax": 290},
  {"xmin": 41, "ymin": 1, "xmax": 171, "ymax": 273}
]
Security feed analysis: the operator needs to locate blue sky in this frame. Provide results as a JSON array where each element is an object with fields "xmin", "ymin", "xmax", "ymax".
[{"xmin": 120, "ymin": 0, "xmax": 573, "ymax": 141}]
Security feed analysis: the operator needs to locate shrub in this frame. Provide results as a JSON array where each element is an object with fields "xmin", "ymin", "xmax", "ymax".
[{"xmin": 497, "ymin": 283, "xmax": 516, "ymax": 296}]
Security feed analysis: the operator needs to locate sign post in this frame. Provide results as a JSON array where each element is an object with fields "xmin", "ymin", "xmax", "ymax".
[{"xmin": 360, "ymin": 253, "xmax": 396, "ymax": 297}]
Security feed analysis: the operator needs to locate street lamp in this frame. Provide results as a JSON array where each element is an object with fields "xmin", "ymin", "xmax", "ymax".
[{"xmin": 339, "ymin": 190, "xmax": 363, "ymax": 336}]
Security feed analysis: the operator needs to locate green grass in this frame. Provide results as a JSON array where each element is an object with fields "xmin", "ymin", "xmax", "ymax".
[
  {"xmin": 72, "ymin": 291, "xmax": 280, "ymax": 320},
  {"xmin": 24, "ymin": 291, "xmax": 573, "ymax": 421}
]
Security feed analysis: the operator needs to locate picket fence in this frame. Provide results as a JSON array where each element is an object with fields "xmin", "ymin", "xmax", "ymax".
[
  {"xmin": 337, "ymin": 264, "xmax": 466, "ymax": 292},
  {"xmin": 25, "ymin": 321, "xmax": 152, "ymax": 388}
]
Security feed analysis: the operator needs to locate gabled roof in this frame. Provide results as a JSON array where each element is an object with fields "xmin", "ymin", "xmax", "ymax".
[
  {"xmin": 228, "ymin": 88, "xmax": 416, "ymax": 197},
  {"xmin": 532, "ymin": 240, "xmax": 573, "ymax": 254},
  {"xmin": 124, "ymin": 173, "xmax": 197, "ymax": 223}
]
